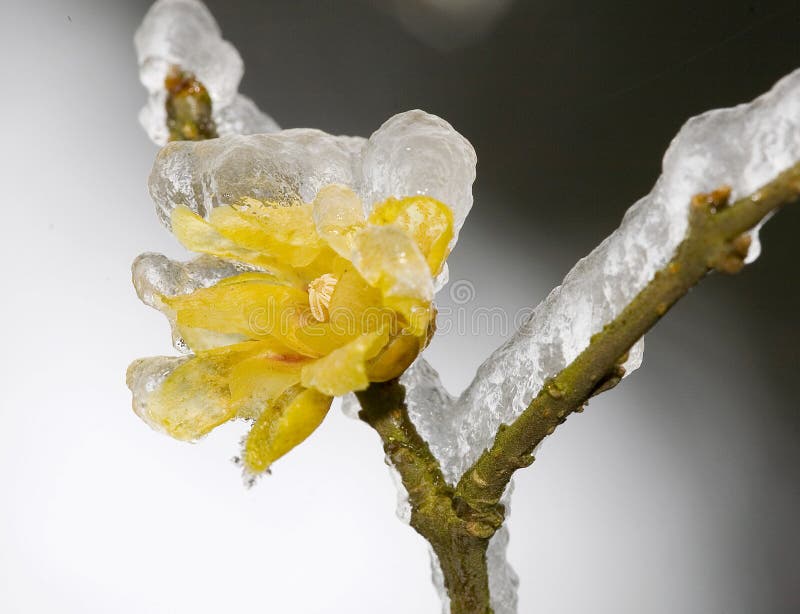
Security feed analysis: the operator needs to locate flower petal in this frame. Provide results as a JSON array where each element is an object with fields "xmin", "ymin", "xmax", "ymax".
[
  {"xmin": 300, "ymin": 330, "xmax": 390, "ymax": 397},
  {"xmin": 132, "ymin": 252, "xmax": 254, "ymax": 351},
  {"xmin": 368, "ymin": 195, "xmax": 454, "ymax": 276},
  {"xmin": 242, "ymin": 387, "xmax": 333, "ymax": 474},
  {"xmin": 127, "ymin": 340, "xmax": 306, "ymax": 441},
  {"xmin": 360, "ymin": 110, "xmax": 476, "ymax": 246},
  {"xmin": 349, "ymin": 225, "xmax": 434, "ymax": 335},
  {"xmin": 312, "ymin": 184, "xmax": 366, "ymax": 257},
  {"xmin": 208, "ymin": 199, "xmax": 323, "ymax": 268},
  {"xmin": 126, "ymin": 350, "xmax": 239, "ymax": 441},
  {"xmin": 366, "ymin": 332, "xmax": 427, "ymax": 382},
  {"xmin": 228, "ymin": 352, "xmax": 307, "ymax": 420},
  {"xmin": 171, "ymin": 206, "xmax": 304, "ymax": 284},
  {"xmin": 327, "ymin": 267, "xmax": 386, "ymax": 332},
  {"xmin": 162, "ymin": 273, "xmax": 310, "ymax": 348},
  {"xmin": 289, "ymin": 267, "xmax": 395, "ymax": 358},
  {"xmin": 127, "ymin": 354, "xmax": 192, "ymax": 431}
]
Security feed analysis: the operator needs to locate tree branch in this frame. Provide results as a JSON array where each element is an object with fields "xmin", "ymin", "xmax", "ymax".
[
  {"xmin": 357, "ymin": 381, "xmax": 452, "ymax": 521},
  {"xmin": 357, "ymin": 381, "xmax": 495, "ymax": 614},
  {"xmin": 454, "ymin": 162, "xmax": 800, "ymax": 514}
]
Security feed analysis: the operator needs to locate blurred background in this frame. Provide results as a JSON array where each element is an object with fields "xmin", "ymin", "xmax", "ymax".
[{"xmin": 1, "ymin": 1, "xmax": 798, "ymax": 612}]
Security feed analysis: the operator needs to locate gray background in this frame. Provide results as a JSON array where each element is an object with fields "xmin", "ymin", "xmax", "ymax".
[{"xmin": 0, "ymin": 1, "xmax": 797, "ymax": 612}]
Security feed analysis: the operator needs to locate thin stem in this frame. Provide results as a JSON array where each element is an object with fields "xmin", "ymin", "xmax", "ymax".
[
  {"xmin": 431, "ymin": 534, "xmax": 493, "ymax": 614},
  {"xmin": 357, "ymin": 381, "xmax": 494, "ymax": 614}
]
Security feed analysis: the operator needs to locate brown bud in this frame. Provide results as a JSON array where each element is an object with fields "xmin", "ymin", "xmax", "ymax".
[
  {"xmin": 732, "ymin": 234, "xmax": 752, "ymax": 259},
  {"xmin": 715, "ymin": 254, "xmax": 746, "ymax": 275}
]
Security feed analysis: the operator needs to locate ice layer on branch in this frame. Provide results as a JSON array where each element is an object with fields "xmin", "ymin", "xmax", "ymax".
[
  {"xmin": 135, "ymin": 0, "xmax": 279, "ymax": 144},
  {"xmin": 441, "ymin": 68, "xmax": 800, "ymax": 480},
  {"xmin": 393, "ymin": 68, "xmax": 800, "ymax": 614}
]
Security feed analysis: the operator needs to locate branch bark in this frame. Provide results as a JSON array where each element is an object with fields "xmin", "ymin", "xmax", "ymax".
[{"xmin": 357, "ymin": 381, "xmax": 495, "ymax": 614}]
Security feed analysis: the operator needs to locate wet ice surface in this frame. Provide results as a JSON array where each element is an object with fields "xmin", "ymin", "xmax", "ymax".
[
  {"xmin": 132, "ymin": 253, "xmax": 255, "ymax": 351},
  {"xmin": 135, "ymin": 0, "xmax": 278, "ymax": 144},
  {"xmin": 126, "ymin": 355, "xmax": 191, "ymax": 434},
  {"xmin": 147, "ymin": 110, "xmax": 476, "ymax": 234}
]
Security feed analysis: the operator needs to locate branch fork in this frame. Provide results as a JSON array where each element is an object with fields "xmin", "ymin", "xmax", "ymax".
[{"xmin": 356, "ymin": 162, "xmax": 800, "ymax": 614}]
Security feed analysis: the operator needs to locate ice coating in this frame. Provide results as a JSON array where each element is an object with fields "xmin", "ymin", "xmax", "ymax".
[
  {"xmin": 400, "ymin": 358, "xmax": 456, "ymax": 466},
  {"xmin": 135, "ymin": 0, "xmax": 278, "ymax": 144},
  {"xmin": 429, "ymin": 547, "xmax": 450, "ymax": 613},
  {"xmin": 127, "ymin": 355, "xmax": 191, "ymax": 433},
  {"xmin": 351, "ymin": 225, "xmax": 434, "ymax": 302},
  {"xmin": 147, "ymin": 110, "xmax": 477, "ymax": 247},
  {"xmin": 135, "ymin": 0, "xmax": 241, "ymax": 107},
  {"xmin": 387, "ymin": 464, "xmax": 412, "ymax": 524},
  {"xmin": 132, "ymin": 252, "xmax": 249, "ymax": 308},
  {"xmin": 441, "ymin": 67, "xmax": 800, "ymax": 479},
  {"xmin": 361, "ymin": 110, "xmax": 477, "ymax": 245},
  {"xmin": 148, "ymin": 131, "xmax": 364, "ymax": 227},
  {"xmin": 212, "ymin": 94, "xmax": 280, "ymax": 137},
  {"xmin": 132, "ymin": 253, "xmax": 253, "ymax": 350},
  {"xmin": 400, "ymin": 359, "xmax": 516, "ymax": 614},
  {"xmin": 485, "ymin": 525, "xmax": 518, "ymax": 614}
]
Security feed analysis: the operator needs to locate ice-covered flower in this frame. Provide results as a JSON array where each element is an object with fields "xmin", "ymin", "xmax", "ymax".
[{"xmin": 127, "ymin": 110, "xmax": 476, "ymax": 477}]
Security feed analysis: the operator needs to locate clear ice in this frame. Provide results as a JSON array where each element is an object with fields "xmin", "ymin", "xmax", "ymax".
[
  {"xmin": 146, "ymin": 111, "xmax": 476, "ymax": 235},
  {"xmin": 132, "ymin": 253, "xmax": 256, "ymax": 351},
  {"xmin": 133, "ymin": 4, "xmax": 800, "ymax": 612},
  {"xmin": 135, "ymin": 0, "xmax": 279, "ymax": 145}
]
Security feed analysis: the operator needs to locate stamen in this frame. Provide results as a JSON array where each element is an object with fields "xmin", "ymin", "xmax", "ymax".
[{"xmin": 307, "ymin": 274, "xmax": 338, "ymax": 322}]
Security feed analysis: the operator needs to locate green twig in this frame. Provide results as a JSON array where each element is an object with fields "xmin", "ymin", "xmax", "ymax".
[{"xmin": 357, "ymin": 381, "xmax": 495, "ymax": 614}]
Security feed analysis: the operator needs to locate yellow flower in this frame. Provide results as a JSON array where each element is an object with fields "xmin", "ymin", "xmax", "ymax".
[{"xmin": 128, "ymin": 111, "xmax": 476, "ymax": 477}]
